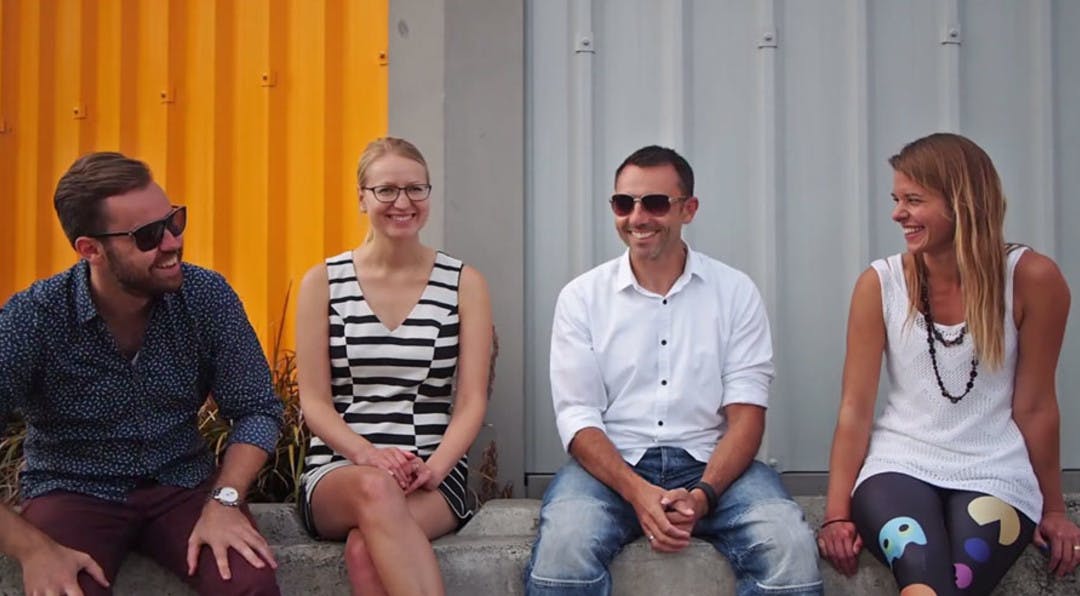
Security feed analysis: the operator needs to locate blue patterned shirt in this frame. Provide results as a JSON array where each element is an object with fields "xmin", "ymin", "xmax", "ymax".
[{"xmin": 0, "ymin": 261, "xmax": 283, "ymax": 502}]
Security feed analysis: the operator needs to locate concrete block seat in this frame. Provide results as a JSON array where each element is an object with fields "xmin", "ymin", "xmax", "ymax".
[{"xmin": 2, "ymin": 497, "xmax": 1078, "ymax": 595}]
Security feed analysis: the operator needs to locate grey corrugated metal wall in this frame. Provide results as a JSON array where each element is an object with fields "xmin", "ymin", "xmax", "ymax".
[{"xmin": 524, "ymin": 0, "xmax": 1080, "ymax": 482}]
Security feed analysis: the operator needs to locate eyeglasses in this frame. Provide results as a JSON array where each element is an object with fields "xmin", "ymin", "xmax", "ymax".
[
  {"xmin": 89, "ymin": 206, "xmax": 187, "ymax": 252},
  {"xmin": 609, "ymin": 194, "xmax": 686, "ymax": 217},
  {"xmin": 361, "ymin": 184, "xmax": 433, "ymax": 203}
]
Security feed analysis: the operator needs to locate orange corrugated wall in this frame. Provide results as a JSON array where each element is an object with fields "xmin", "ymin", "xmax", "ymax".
[{"xmin": 0, "ymin": 0, "xmax": 387, "ymax": 352}]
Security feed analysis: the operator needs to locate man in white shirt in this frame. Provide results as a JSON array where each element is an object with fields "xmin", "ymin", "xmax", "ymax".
[{"xmin": 524, "ymin": 146, "xmax": 822, "ymax": 596}]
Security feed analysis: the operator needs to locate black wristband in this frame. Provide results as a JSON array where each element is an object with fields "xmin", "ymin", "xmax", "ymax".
[{"xmin": 689, "ymin": 481, "xmax": 718, "ymax": 515}]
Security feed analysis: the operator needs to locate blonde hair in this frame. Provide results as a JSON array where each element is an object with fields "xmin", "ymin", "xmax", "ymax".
[
  {"xmin": 356, "ymin": 137, "xmax": 429, "ymax": 243},
  {"xmin": 890, "ymin": 132, "xmax": 1008, "ymax": 370}
]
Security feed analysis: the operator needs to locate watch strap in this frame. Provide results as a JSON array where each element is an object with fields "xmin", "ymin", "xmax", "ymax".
[{"xmin": 689, "ymin": 480, "xmax": 718, "ymax": 516}]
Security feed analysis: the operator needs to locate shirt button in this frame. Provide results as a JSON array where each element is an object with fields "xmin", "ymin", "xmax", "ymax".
[
  {"xmin": 661, "ymin": 339, "xmax": 667, "ymax": 346},
  {"xmin": 661, "ymin": 379, "xmax": 667, "ymax": 386},
  {"xmin": 658, "ymin": 420, "xmax": 664, "ymax": 426},
  {"xmin": 662, "ymin": 299, "xmax": 668, "ymax": 305}
]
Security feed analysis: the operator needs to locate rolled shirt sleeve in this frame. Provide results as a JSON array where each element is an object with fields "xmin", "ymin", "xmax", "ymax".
[
  {"xmin": 549, "ymin": 283, "xmax": 609, "ymax": 452},
  {"xmin": 719, "ymin": 277, "xmax": 775, "ymax": 409},
  {"xmin": 0, "ymin": 292, "xmax": 40, "ymax": 423},
  {"xmin": 202, "ymin": 275, "xmax": 284, "ymax": 454}
]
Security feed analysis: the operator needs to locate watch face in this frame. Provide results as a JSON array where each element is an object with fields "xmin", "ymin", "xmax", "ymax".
[{"xmin": 215, "ymin": 487, "xmax": 240, "ymax": 503}]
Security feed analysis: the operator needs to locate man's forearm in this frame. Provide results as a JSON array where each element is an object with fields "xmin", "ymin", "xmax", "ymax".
[
  {"xmin": 0, "ymin": 504, "xmax": 51, "ymax": 562},
  {"xmin": 214, "ymin": 442, "xmax": 270, "ymax": 499},
  {"xmin": 701, "ymin": 407, "xmax": 765, "ymax": 495},
  {"xmin": 701, "ymin": 436, "xmax": 758, "ymax": 496},
  {"xmin": 568, "ymin": 427, "xmax": 646, "ymax": 499}
]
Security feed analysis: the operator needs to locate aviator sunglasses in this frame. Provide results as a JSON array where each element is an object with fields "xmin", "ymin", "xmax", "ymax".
[
  {"xmin": 609, "ymin": 194, "xmax": 686, "ymax": 217},
  {"xmin": 89, "ymin": 206, "xmax": 187, "ymax": 252}
]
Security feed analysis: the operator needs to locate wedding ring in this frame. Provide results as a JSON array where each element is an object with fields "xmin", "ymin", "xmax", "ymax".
[
  {"xmin": 647, "ymin": 534, "xmax": 655, "ymax": 542},
  {"xmin": 1073, "ymin": 545, "xmax": 1080, "ymax": 551}
]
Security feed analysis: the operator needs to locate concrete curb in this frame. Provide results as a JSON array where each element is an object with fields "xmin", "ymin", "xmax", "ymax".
[{"xmin": 2, "ymin": 497, "xmax": 1078, "ymax": 595}]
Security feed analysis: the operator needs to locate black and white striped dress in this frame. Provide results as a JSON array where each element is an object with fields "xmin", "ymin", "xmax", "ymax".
[{"xmin": 298, "ymin": 250, "xmax": 475, "ymax": 536}]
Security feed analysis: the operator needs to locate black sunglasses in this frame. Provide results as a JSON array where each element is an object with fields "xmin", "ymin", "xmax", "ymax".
[
  {"xmin": 90, "ymin": 206, "xmax": 187, "ymax": 252},
  {"xmin": 609, "ymin": 194, "xmax": 686, "ymax": 217}
]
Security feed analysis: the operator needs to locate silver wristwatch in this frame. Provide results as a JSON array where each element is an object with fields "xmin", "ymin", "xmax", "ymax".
[{"xmin": 210, "ymin": 486, "xmax": 242, "ymax": 508}]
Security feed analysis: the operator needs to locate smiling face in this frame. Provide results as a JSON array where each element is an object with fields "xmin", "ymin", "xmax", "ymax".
[
  {"xmin": 359, "ymin": 153, "xmax": 430, "ymax": 240},
  {"xmin": 96, "ymin": 182, "xmax": 184, "ymax": 297},
  {"xmin": 613, "ymin": 164, "xmax": 698, "ymax": 264},
  {"xmin": 891, "ymin": 169, "xmax": 955, "ymax": 256}
]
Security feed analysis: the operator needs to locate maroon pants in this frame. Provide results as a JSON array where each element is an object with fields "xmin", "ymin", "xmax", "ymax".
[{"xmin": 21, "ymin": 482, "xmax": 280, "ymax": 596}]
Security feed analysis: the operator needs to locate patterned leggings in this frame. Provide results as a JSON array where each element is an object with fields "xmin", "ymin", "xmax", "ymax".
[{"xmin": 851, "ymin": 472, "xmax": 1035, "ymax": 596}]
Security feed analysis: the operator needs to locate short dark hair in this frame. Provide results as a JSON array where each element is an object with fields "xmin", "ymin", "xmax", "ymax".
[
  {"xmin": 614, "ymin": 145, "xmax": 694, "ymax": 197},
  {"xmin": 53, "ymin": 152, "xmax": 153, "ymax": 246}
]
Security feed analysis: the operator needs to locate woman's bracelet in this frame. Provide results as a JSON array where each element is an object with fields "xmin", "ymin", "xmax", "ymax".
[{"xmin": 819, "ymin": 518, "xmax": 853, "ymax": 530}]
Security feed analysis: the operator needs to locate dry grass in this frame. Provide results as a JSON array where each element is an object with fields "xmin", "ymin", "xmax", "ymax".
[
  {"xmin": 476, "ymin": 440, "xmax": 514, "ymax": 503},
  {"xmin": 474, "ymin": 328, "xmax": 513, "ymax": 503},
  {"xmin": 0, "ymin": 417, "xmax": 25, "ymax": 505}
]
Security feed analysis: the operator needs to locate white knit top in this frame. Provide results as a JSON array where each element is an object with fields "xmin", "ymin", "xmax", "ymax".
[{"xmin": 853, "ymin": 248, "xmax": 1042, "ymax": 523}]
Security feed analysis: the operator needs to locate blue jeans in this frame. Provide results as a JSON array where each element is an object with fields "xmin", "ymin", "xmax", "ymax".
[{"xmin": 525, "ymin": 448, "xmax": 822, "ymax": 596}]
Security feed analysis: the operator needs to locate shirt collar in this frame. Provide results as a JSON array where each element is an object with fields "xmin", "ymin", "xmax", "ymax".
[
  {"xmin": 74, "ymin": 260, "xmax": 100, "ymax": 324},
  {"xmin": 73, "ymin": 260, "xmax": 173, "ymax": 324},
  {"xmin": 614, "ymin": 241, "xmax": 705, "ymax": 296}
]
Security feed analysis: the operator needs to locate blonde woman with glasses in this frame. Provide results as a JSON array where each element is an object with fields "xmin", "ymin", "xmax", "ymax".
[{"xmin": 295, "ymin": 137, "xmax": 492, "ymax": 595}]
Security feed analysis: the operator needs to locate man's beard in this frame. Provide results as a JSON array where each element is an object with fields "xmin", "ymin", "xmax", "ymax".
[{"xmin": 104, "ymin": 246, "xmax": 184, "ymax": 298}]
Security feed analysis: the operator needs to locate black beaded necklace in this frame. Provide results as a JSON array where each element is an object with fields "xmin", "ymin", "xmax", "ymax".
[
  {"xmin": 931, "ymin": 323, "xmax": 966, "ymax": 347},
  {"xmin": 918, "ymin": 260, "xmax": 978, "ymax": 403}
]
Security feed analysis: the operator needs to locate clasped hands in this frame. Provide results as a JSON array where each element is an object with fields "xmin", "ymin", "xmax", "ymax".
[
  {"xmin": 632, "ymin": 483, "xmax": 707, "ymax": 553},
  {"xmin": 354, "ymin": 446, "xmax": 440, "ymax": 494},
  {"xmin": 817, "ymin": 519, "xmax": 862, "ymax": 577}
]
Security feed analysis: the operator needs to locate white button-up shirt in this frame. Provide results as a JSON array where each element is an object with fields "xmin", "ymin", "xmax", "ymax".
[{"xmin": 550, "ymin": 246, "xmax": 774, "ymax": 465}]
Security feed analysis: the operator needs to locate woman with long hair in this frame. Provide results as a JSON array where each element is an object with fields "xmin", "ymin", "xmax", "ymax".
[
  {"xmin": 819, "ymin": 132, "xmax": 1080, "ymax": 594},
  {"xmin": 295, "ymin": 137, "xmax": 492, "ymax": 595}
]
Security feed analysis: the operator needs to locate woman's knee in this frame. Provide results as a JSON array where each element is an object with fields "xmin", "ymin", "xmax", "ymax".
[{"xmin": 349, "ymin": 468, "xmax": 403, "ymax": 513}]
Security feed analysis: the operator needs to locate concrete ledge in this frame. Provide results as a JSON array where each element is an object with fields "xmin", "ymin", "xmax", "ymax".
[{"xmin": 2, "ymin": 497, "xmax": 1078, "ymax": 595}]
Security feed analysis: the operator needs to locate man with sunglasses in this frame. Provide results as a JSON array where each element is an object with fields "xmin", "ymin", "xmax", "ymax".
[
  {"xmin": 0, "ymin": 152, "xmax": 283, "ymax": 595},
  {"xmin": 526, "ymin": 146, "xmax": 822, "ymax": 596}
]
